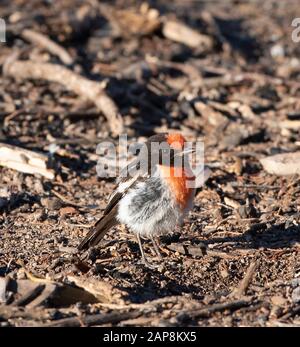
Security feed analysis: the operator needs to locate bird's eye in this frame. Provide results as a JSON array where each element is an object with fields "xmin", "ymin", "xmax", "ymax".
[{"xmin": 163, "ymin": 149, "xmax": 168, "ymax": 153}]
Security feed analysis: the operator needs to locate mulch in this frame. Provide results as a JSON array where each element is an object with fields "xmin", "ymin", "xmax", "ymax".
[{"xmin": 0, "ymin": 0, "xmax": 299, "ymax": 327}]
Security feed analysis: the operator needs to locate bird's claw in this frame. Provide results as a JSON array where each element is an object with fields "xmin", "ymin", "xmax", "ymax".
[{"xmin": 140, "ymin": 257, "xmax": 162, "ymax": 270}]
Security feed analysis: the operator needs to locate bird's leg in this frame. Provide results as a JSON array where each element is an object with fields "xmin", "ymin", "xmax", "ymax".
[
  {"xmin": 136, "ymin": 234, "xmax": 157, "ymax": 269},
  {"xmin": 151, "ymin": 236, "xmax": 163, "ymax": 260}
]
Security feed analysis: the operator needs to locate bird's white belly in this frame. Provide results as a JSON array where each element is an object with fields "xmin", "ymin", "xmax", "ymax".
[{"xmin": 117, "ymin": 176, "xmax": 191, "ymax": 238}]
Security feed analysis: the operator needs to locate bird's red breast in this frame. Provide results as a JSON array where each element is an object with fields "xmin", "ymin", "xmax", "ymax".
[
  {"xmin": 161, "ymin": 132, "xmax": 195, "ymax": 209},
  {"xmin": 159, "ymin": 165, "xmax": 195, "ymax": 210}
]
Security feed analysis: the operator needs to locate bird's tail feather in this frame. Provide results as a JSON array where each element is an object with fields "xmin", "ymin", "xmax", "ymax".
[{"xmin": 78, "ymin": 214, "xmax": 118, "ymax": 251}]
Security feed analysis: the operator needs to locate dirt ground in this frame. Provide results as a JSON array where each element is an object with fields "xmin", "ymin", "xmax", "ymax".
[{"xmin": 0, "ymin": 0, "xmax": 300, "ymax": 327}]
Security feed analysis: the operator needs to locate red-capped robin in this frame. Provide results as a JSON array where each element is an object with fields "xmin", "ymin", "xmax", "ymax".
[{"xmin": 78, "ymin": 133, "xmax": 196, "ymax": 268}]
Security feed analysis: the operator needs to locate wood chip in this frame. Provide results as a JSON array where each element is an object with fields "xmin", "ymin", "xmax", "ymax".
[
  {"xmin": 100, "ymin": 3, "xmax": 161, "ymax": 37},
  {"xmin": 224, "ymin": 196, "xmax": 241, "ymax": 209},
  {"xmin": 271, "ymin": 295, "xmax": 287, "ymax": 307},
  {"xmin": 260, "ymin": 152, "xmax": 300, "ymax": 176},
  {"xmin": 59, "ymin": 206, "xmax": 77, "ymax": 216},
  {"xmin": 162, "ymin": 20, "xmax": 213, "ymax": 51}
]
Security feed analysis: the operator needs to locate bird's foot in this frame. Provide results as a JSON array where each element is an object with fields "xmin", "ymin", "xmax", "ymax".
[
  {"xmin": 150, "ymin": 237, "xmax": 164, "ymax": 260},
  {"xmin": 140, "ymin": 256, "xmax": 162, "ymax": 270},
  {"xmin": 151, "ymin": 248, "xmax": 163, "ymax": 261}
]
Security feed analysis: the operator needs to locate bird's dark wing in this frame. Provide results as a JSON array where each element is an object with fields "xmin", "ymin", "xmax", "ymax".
[
  {"xmin": 77, "ymin": 157, "xmax": 149, "ymax": 251},
  {"xmin": 77, "ymin": 205, "xmax": 118, "ymax": 251}
]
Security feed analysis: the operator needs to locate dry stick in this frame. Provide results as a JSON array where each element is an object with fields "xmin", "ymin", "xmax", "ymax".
[
  {"xmin": 21, "ymin": 29, "xmax": 74, "ymax": 65},
  {"xmin": 51, "ymin": 189, "xmax": 86, "ymax": 208},
  {"xmin": 0, "ymin": 109, "xmax": 99, "ymax": 122},
  {"xmin": 231, "ymin": 260, "xmax": 258, "ymax": 298},
  {"xmin": 177, "ymin": 299, "xmax": 251, "ymax": 320},
  {"xmin": 42, "ymin": 310, "xmax": 141, "ymax": 327},
  {"xmin": 3, "ymin": 58, "xmax": 123, "ymax": 135}
]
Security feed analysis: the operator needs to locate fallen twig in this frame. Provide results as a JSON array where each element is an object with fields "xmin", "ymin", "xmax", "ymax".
[
  {"xmin": 3, "ymin": 58, "xmax": 123, "ymax": 135},
  {"xmin": 177, "ymin": 299, "xmax": 251, "ymax": 320},
  {"xmin": 167, "ymin": 242, "xmax": 236, "ymax": 260},
  {"xmin": 0, "ymin": 143, "xmax": 55, "ymax": 179},
  {"xmin": 42, "ymin": 310, "xmax": 141, "ymax": 327},
  {"xmin": 230, "ymin": 260, "xmax": 259, "ymax": 298},
  {"xmin": 51, "ymin": 189, "xmax": 86, "ymax": 208},
  {"xmin": 21, "ymin": 29, "xmax": 74, "ymax": 65}
]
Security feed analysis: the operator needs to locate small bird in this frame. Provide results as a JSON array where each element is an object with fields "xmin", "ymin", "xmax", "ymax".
[{"xmin": 78, "ymin": 133, "xmax": 196, "ymax": 268}]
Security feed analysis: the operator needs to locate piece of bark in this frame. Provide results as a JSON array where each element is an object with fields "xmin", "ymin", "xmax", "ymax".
[
  {"xmin": 21, "ymin": 29, "xmax": 74, "ymax": 65},
  {"xmin": 260, "ymin": 152, "xmax": 300, "ymax": 176},
  {"xmin": 66, "ymin": 275, "xmax": 126, "ymax": 304},
  {"xmin": 7, "ymin": 276, "xmax": 102, "ymax": 307},
  {"xmin": 0, "ymin": 143, "xmax": 55, "ymax": 179},
  {"xmin": 18, "ymin": 270, "xmax": 115, "ymax": 306},
  {"xmin": 3, "ymin": 58, "xmax": 123, "ymax": 135},
  {"xmin": 167, "ymin": 243, "xmax": 206, "ymax": 257},
  {"xmin": 52, "ymin": 283, "xmax": 99, "ymax": 306},
  {"xmin": 162, "ymin": 20, "xmax": 213, "ymax": 51},
  {"xmin": 13, "ymin": 284, "xmax": 45, "ymax": 307}
]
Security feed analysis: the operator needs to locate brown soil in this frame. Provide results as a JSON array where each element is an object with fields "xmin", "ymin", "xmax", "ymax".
[{"xmin": 0, "ymin": 0, "xmax": 299, "ymax": 327}]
